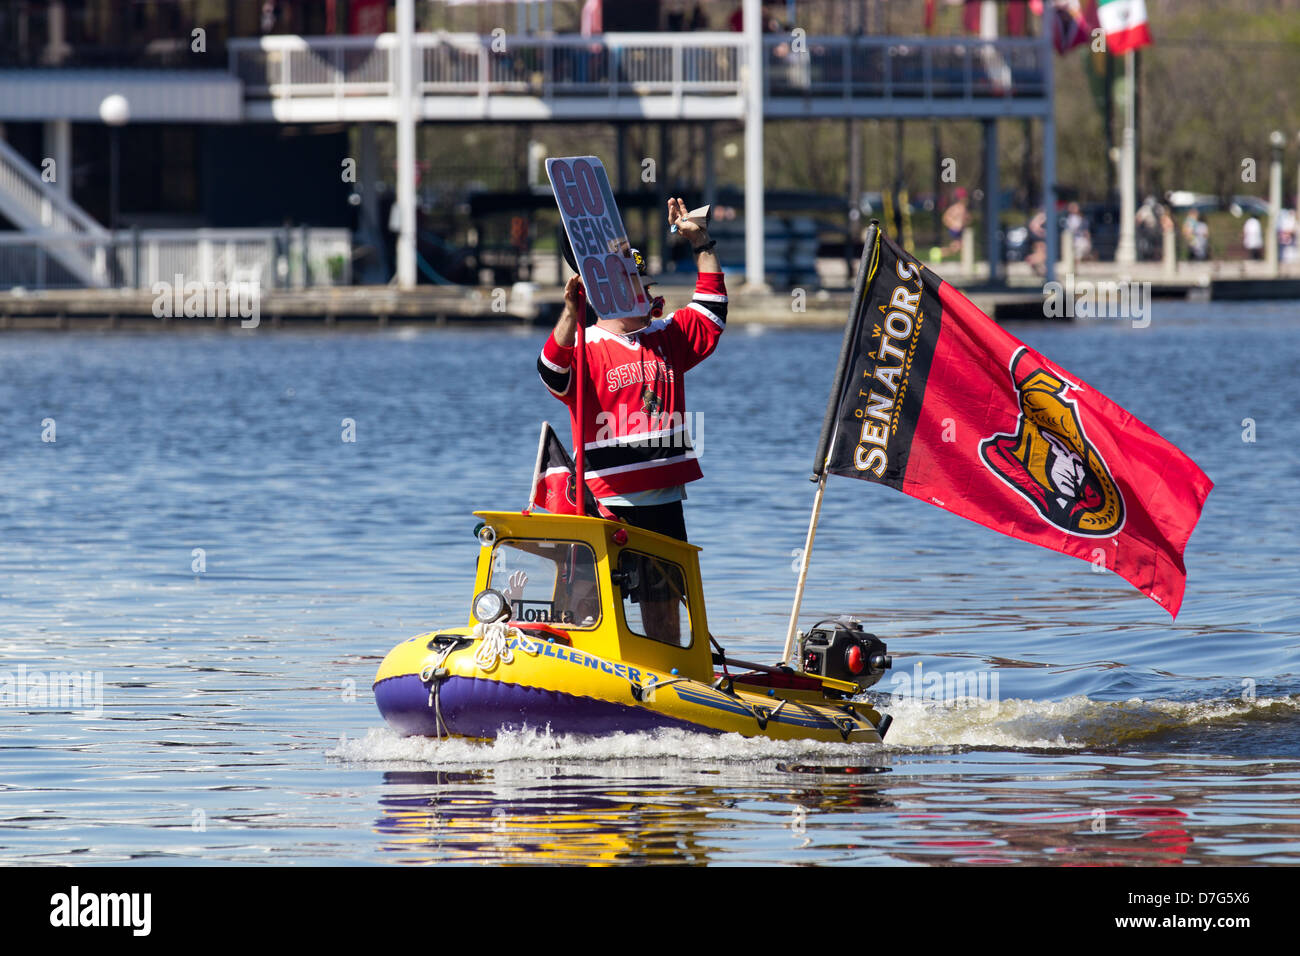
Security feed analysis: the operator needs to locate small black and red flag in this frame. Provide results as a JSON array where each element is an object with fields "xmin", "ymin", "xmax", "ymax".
[
  {"xmin": 815, "ymin": 225, "xmax": 1212, "ymax": 618},
  {"xmin": 527, "ymin": 421, "xmax": 616, "ymax": 519}
]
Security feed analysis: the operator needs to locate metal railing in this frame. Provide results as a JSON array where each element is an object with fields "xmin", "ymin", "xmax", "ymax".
[
  {"xmin": 764, "ymin": 36, "xmax": 1046, "ymax": 99},
  {"xmin": 0, "ymin": 228, "xmax": 352, "ymax": 291},
  {"xmin": 229, "ymin": 32, "xmax": 1046, "ymax": 107},
  {"xmin": 230, "ymin": 34, "xmax": 396, "ymax": 98},
  {"xmin": 0, "ymin": 137, "xmax": 107, "ymax": 238},
  {"xmin": 0, "ymin": 135, "xmax": 109, "ymax": 285}
]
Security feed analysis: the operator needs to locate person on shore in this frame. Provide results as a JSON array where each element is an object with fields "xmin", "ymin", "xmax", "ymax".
[
  {"xmin": 1279, "ymin": 208, "xmax": 1298, "ymax": 264},
  {"xmin": 1025, "ymin": 209, "xmax": 1048, "ymax": 276},
  {"xmin": 1065, "ymin": 201, "xmax": 1091, "ymax": 262},
  {"xmin": 1136, "ymin": 196, "xmax": 1164, "ymax": 261},
  {"xmin": 576, "ymin": 0, "xmax": 602, "ymax": 84},
  {"xmin": 1182, "ymin": 209, "xmax": 1209, "ymax": 261},
  {"xmin": 942, "ymin": 188, "xmax": 971, "ymax": 258},
  {"xmin": 536, "ymin": 198, "xmax": 725, "ymax": 543},
  {"xmin": 1243, "ymin": 215, "xmax": 1263, "ymax": 261}
]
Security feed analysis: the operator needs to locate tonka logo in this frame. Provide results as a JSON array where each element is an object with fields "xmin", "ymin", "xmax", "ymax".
[{"xmin": 979, "ymin": 348, "xmax": 1125, "ymax": 537}]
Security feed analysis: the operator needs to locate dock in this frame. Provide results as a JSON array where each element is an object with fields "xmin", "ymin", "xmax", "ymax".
[{"xmin": 1, "ymin": 259, "xmax": 1296, "ymax": 332}]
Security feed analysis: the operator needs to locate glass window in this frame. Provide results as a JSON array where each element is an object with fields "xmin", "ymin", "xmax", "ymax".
[
  {"xmin": 488, "ymin": 539, "xmax": 600, "ymax": 629},
  {"xmin": 617, "ymin": 551, "xmax": 691, "ymax": 648}
]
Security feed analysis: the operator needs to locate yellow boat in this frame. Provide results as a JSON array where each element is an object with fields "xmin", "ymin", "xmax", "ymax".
[{"xmin": 373, "ymin": 510, "xmax": 893, "ymax": 744}]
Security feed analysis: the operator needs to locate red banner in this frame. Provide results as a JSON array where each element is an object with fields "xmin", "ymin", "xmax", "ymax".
[{"xmin": 823, "ymin": 230, "xmax": 1212, "ymax": 618}]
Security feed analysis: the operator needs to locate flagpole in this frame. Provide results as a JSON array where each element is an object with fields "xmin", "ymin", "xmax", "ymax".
[
  {"xmin": 574, "ymin": 310, "xmax": 587, "ymax": 518},
  {"xmin": 781, "ymin": 222, "xmax": 881, "ymax": 665},
  {"xmin": 782, "ymin": 472, "xmax": 827, "ymax": 665},
  {"xmin": 525, "ymin": 421, "xmax": 548, "ymax": 512},
  {"xmin": 1115, "ymin": 48, "xmax": 1137, "ymax": 268}
]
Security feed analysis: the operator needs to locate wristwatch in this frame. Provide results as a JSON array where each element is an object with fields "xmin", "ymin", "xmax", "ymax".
[{"xmin": 692, "ymin": 239, "xmax": 717, "ymax": 253}]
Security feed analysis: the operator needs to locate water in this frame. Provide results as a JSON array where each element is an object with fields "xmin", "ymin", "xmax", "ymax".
[{"xmin": 2, "ymin": 299, "xmax": 1298, "ymax": 866}]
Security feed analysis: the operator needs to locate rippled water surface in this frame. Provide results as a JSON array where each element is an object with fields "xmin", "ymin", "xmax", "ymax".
[{"xmin": 2, "ymin": 299, "xmax": 1298, "ymax": 865}]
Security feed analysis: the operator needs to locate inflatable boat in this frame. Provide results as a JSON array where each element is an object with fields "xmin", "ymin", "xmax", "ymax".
[{"xmin": 373, "ymin": 510, "xmax": 893, "ymax": 743}]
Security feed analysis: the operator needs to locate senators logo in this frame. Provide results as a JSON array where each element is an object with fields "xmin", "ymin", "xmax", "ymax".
[{"xmin": 980, "ymin": 348, "xmax": 1125, "ymax": 537}]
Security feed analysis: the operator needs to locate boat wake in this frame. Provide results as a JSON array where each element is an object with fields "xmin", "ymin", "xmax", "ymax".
[
  {"xmin": 332, "ymin": 725, "xmax": 879, "ymax": 765},
  {"xmin": 335, "ymin": 692, "xmax": 1300, "ymax": 764},
  {"xmin": 879, "ymin": 691, "xmax": 1300, "ymax": 750}
]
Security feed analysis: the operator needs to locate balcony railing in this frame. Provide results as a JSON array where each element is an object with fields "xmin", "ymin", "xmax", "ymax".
[
  {"xmin": 0, "ymin": 228, "xmax": 352, "ymax": 291},
  {"xmin": 228, "ymin": 32, "xmax": 1047, "ymax": 105},
  {"xmin": 764, "ymin": 36, "xmax": 1047, "ymax": 99}
]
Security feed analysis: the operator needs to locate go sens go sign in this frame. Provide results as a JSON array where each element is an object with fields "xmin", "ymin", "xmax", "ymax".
[{"xmin": 546, "ymin": 156, "xmax": 650, "ymax": 321}]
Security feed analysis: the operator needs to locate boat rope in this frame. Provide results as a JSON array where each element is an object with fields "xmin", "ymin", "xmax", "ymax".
[
  {"xmin": 420, "ymin": 640, "xmax": 461, "ymax": 740},
  {"xmin": 471, "ymin": 620, "xmax": 533, "ymax": 671},
  {"xmin": 432, "ymin": 681, "xmax": 447, "ymax": 739},
  {"xmin": 419, "ymin": 641, "xmax": 458, "ymax": 684}
]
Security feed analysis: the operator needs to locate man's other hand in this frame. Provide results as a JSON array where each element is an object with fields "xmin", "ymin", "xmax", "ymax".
[{"xmin": 668, "ymin": 197, "xmax": 708, "ymax": 247}]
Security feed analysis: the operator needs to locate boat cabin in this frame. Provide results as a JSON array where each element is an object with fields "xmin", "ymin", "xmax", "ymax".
[{"xmin": 469, "ymin": 510, "xmax": 714, "ymax": 682}]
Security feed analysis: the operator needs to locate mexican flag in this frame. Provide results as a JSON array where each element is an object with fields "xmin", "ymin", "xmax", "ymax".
[{"xmin": 1097, "ymin": 0, "xmax": 1152, "ymax": 54}]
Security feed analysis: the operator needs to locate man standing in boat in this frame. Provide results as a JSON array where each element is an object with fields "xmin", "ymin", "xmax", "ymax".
[{"xmin": 536, "ymin": 197, "xmax": 725, "ymax": 543}]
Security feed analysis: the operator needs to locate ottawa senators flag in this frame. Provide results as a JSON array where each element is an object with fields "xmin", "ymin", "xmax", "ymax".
[
  {"xmin": 527, "ymin": 422, "xmax": 616, "ymax": 519},
  {"xmin": 818, "ymin": 226, "xmax": 1212, "ymax": 617}
]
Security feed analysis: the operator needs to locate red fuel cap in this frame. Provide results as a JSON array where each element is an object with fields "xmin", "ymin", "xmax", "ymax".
[{"xmin": 845, "ymin": 645, "xmax": 865, "ymax": 675}]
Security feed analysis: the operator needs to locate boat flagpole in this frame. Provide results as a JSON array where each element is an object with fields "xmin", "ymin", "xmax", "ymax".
[
  {"xmin": 574, "ymin": 309, "xmax": 587, "ymax": 518},
  {"xmin": 782, "ymin": 471, "xmax": 828, "ymax": 664},
  {"xmin": 524, "ymin": 421, "xmax": 549, "ymax": 512},
  {"xmin": 781, "ymin": 221, "xmax": 881, "ymax": 665}
]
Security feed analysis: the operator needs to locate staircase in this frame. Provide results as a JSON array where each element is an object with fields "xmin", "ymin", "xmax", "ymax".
[{"xmin": 0, "ymin": 136, "xmax": 109, "ymax": 287}]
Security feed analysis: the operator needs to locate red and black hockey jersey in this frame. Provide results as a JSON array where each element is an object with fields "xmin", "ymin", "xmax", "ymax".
[{"xmin": 536, "ymin": 271, "xmax": 727, "ymax": 499}]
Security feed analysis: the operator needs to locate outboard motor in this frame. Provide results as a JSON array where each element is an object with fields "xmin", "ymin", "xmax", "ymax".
[{"xmin": 800, "ymin": 619, "xmax": 891, "ymax": 691}]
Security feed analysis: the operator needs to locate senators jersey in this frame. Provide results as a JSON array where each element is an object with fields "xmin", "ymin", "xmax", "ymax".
[{"xmin": 536, "ymin": 272, "xmax": 727, "ymax": 499}]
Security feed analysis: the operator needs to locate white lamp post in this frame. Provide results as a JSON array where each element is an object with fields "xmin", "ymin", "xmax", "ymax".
[
  {"xmin": 1267, "ymin": 129, "xmax": 1284, "ymax": 275},
  {"xmin": 99, "ymin": 94, "xmax": 129, "ymax": 229},
  {"xmin": 99, "ymin": 94, "xmax": 129, "ymax": 287}
]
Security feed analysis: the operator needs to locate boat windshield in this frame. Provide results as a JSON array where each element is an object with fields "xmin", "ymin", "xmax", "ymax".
[{"xmin": 488, "ymin": 539, "xmax": 600, "ymax": 629}]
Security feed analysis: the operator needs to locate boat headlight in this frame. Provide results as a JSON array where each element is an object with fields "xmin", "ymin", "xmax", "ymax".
[
  {"xmin": 472, "ymin": 588, "xmax": 511, "ymax": 624},
  {"xmin": 477, "ymin": 524, "xmax": 496, "ymax": 546}
]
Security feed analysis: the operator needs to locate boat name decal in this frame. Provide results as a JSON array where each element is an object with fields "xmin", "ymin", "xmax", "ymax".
[{"xmin": 506, "ymin": 636, "xmax": 650, "ymax": 686}]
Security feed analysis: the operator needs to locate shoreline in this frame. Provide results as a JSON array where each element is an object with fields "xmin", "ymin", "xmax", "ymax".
[{"xmin": 3, "ymin": 263, "xmax": 1298, "ymax": 332}]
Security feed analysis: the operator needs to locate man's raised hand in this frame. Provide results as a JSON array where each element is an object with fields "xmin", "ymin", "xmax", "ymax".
[{"xmin": 668, "ymin": 197, "xmax": 708, "ymax": 247}]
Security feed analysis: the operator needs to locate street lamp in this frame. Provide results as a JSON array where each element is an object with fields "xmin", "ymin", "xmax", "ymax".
[
  {"xmin": 99, "ymin": 94, "xmax": 129, "ymax": 232},
  {"xmin": 1267, "ymin": 129, "xmax": 1284, "ymax": 274},
  {"xmin": 99, "ymin": 94, "xmax": 129, "ymax": 288}
]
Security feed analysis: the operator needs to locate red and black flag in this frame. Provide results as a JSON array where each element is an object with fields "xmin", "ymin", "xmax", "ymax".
[
  {"xmin": 816, "ymin": 225, "xmax": 1212, "ymax": 618},
  {"xmin": 527, "ymin": 421, "xmax": 616, "ymax": 519}
]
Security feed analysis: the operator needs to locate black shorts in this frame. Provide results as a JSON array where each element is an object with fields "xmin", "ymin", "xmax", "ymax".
[{"xmin": 605, "ymin": 500, "xmax": 688, "ymax": 543}]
